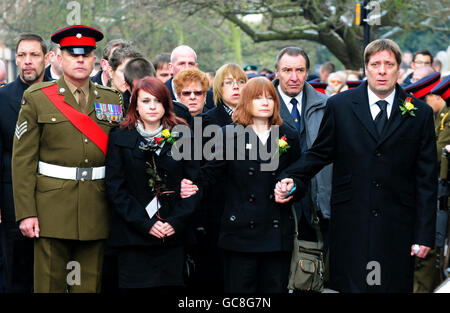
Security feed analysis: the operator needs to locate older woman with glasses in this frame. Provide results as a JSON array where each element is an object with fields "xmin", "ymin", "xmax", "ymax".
[
  {"xmin": 326, "ymin": 71, "xmax": 347, "ymax": 96},
  {"xmin": 173, "ymin": 68, "xmax": 210, "ymax": 117}
]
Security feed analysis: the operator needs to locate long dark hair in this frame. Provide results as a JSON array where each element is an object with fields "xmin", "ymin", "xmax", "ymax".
[{"xmin": 121, "ymin": 76, "xmax": 188, "ymax": 130}]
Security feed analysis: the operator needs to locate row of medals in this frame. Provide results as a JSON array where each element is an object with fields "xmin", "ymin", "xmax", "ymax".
[{"xmin": 94, "ymin": 103, "xmax": 124, "ymax": 123}]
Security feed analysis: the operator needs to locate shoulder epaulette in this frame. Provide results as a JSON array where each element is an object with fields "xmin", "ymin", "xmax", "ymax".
[
  {"xmin": 26, "ymin": 80, "xmax": 56, "ymax": 93},
  {"xmin": 94, "ymin": 83, "xmax": 115, "ymax": 92},
  {"xmin": 94, "ymin": 83, "xmax": 123, "ymax": 107}
]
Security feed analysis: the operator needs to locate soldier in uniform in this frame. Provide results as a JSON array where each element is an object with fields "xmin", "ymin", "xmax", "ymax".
[
  {"xmin": 406, "ymin": 73, "xmax": 448, "ymax": 292},
  {"xmin": 12, "ymin": 25, "xmax": 123, "ymax": 293}
]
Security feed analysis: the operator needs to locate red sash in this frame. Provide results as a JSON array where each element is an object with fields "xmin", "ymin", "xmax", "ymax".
[{"xmin": 41, "ymin": 84, "xmax": 108, "ymax": 155}]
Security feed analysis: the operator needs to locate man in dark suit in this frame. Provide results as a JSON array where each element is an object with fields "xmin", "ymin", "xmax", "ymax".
[
  {"xmin": 165, "ymin": 45, "xmax": 214, "ymax": 111},
  {"xmin": 43, "ymin": 41, "xmax": 62, "ymax": 81},
  {"xmin": 0, "ymin": 33, "xmax": 49, "ymax": 293},
  {"xmin": 275, "ymin": 39, "xmax": 437, "ymax": 293},
  {"xmin": 90, "ymin": 39, "xmax": 131, "ymax": 86},
  {"xmin": 273, "ymin": 47, "xmax": 332, "ymax": 255}
]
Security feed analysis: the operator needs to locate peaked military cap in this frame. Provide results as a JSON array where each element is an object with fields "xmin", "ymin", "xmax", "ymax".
[
  {"xmin": 51, "ymin": 25, "xmax": 103, "ymax": 55},
  {"xmin": 309, "ymin": 81, "xmax": 327, "ymax": 94},
  {"xmin": 346, "ymin": 80, "xmax": 364, "ymax": 89},
  {"xmin": 243, "ymin": 64, "xmax": 259, "ymax": 72},
  {"xmin": 431, "ymin": 75, "xmax": 450, "ymax": 101},
  {"xmin": 404, "ymin": 72, "xmax": 441, "ymax": 99}
]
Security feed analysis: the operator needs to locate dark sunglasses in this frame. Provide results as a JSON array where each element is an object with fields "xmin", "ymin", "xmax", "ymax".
[{"xmin": 181, "ymin": 90, "xmax": 204, "ymax": 97}]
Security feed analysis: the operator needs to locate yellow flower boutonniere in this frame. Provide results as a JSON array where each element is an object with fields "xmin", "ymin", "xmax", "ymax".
[
  {"xmin": 161, "ymin": 128, "xmax": 177, "ymax": 144},
  {"xmin": 399, "ymin": 97, "xmax": 418, "ymax": 117},
  {"xmin": 279, "ymin": 136, "xmax": 290, "ymax": 156}
]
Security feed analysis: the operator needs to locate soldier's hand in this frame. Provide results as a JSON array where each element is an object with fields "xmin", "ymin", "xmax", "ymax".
[
  {"xmin": 410, "ymin": 244, "xmax": 431, "ymax": 259},
  {"xmin": 180, "ymin": 179, "xmax": 198, "ymax": 198},
  {"xmin": 19, "ymin": 217, "xmax": 40, "ymax": 238}
]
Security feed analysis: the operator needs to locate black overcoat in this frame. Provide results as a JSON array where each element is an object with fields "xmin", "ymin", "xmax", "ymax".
[
  {"xmin": 0, "ymin": 77, "xmax": 31, "ymax": 223},
  {"xmin": 200, "ymin": 123, "xmax": 301, "ymax": 253},
  {"xmin": 105, "ymin": 127, "xmax": 201, "ymax": 247},
  {"xmin": 281, "ymin": 82, "xmax": 437, "ymax": 292}
]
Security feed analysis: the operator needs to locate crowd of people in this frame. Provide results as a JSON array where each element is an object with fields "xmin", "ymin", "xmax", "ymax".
[{"xmin": 0, "ymin": 24, "xmax": 449, "ymax": 294}]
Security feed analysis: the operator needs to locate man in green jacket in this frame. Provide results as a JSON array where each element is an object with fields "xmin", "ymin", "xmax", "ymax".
[{"xmin": 12, "ymin": 25, "xmax": 123, "ymax": 293}]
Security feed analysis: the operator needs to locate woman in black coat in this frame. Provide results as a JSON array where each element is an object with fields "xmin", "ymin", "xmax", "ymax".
[
  {"xmin": 188, "ymin": 64, "xmax": 248, "ymax": 292},
  {"xmin": 105, "ymin": 77, "xmax": 201, "ymax": 292},
  {"xmin": 182, "ymin": 77, "xmax": 301, "ymax": 293}
]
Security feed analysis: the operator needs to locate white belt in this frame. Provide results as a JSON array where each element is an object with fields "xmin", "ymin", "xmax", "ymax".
[{"xmin": 38, "ymin": 161, "xmax": 105, "ymax": 180}]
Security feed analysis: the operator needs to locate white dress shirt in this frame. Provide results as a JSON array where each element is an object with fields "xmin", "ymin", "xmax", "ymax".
[
  {"xmin": 367, "ymin": 86, "xmax": 396, "ymax": 120},
  {"xmin": 278, "ymin": 85, "xmax": 303, "ymax": 115}
]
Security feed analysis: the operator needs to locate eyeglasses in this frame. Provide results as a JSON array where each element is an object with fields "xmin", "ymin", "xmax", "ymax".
[
  {"xmin": 181, "ymin": 90, "xmax": 204, "ymax": 97},
  {"xmin": 223, "ymin": 79, "xmax": 246, "ymax": 88},
  {"xmin": 329, "ymin": 80, "xmax": 342, "ymax": 84}
]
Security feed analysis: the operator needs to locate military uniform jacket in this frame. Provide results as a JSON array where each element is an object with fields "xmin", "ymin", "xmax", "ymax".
[
  {"xmin": 12, "ymin": 77, "xmax": 123, "ymax": 240},
  {"xmin": 200, "ymin": 123, "xmax": 301, "ymax": 253},
  {"xmin": 435, "ymin": 105, "xmax": 450, "ymax": 164}
]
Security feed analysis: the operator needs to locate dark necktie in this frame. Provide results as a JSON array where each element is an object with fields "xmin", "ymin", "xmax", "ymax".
[
  {"xmin": 290, "ymin": 98, "xmax": 301, "ymax": 131},
  {"xmin": 76, "ymin": 88, "xmax": 87, "ymax": 113},
  {"xmin": 374, "ymin": 100, "xmax": 388, "ymax": 137}
]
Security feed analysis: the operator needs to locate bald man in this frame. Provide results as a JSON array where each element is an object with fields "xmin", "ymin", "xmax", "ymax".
[{"xmin": 164, "ymin": 45, "xmax": 214, "ymax": 110}]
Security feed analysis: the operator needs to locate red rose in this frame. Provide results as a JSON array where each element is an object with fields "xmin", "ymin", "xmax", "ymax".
[{"xmin": 154, "ymin": 137, "xmax": 163, "ymax": 144}]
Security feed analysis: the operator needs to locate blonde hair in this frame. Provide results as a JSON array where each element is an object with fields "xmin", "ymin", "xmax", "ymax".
[{"xmin": 213, "ymin": 63, "xmax": 247, "ymax": 105}]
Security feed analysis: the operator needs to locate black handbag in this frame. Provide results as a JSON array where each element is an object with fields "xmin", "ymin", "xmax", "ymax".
[{"xmin": 287, "ymin": 205, "xmax": 325, "ymax": 292}]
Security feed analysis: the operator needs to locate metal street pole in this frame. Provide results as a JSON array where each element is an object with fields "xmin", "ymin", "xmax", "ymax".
[{"xmin": 363, "ymin": 0, "xmax": 371, "ymax": 76}]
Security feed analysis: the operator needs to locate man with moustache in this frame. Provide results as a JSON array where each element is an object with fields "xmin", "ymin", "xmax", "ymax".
[
  {"xmin": 0, "ymin": 33, "xmax": 49, "ymax": 293},
  {"xmin": 12, "ymin": 26, "xmax": 122, "ymax": 293},
  {"xmin": 275, "ymin": 39, "xmax": 437, "ymax": 292}
]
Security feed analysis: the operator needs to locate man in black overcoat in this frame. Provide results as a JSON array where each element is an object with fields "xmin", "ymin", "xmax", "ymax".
[
  {"xmin": 0, "ymin": 33, "xmax": 49, "ymax": 293},
  {"xmin": 275, "ymin": 39, "xmax": 437, "ymax": 293}
]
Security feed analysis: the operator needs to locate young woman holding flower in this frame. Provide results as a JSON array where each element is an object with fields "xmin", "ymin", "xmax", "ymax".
[
  {"xmin": 105, "ymin": 77, "xmax": 201, "ymax": 293},
  {"xmin": 182, "ymin": 77, "xmax": 301, "ymax": 293}
]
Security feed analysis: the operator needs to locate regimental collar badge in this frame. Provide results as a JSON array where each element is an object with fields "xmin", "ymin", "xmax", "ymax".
[{"xmin": 94, "ymin": 102, "xmax": 123, "ymax": 122}]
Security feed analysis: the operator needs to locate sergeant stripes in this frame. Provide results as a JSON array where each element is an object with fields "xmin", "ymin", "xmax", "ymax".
[{"xmin": 15, "ymin": 121, "xmax": 27, "ymax": 140}]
